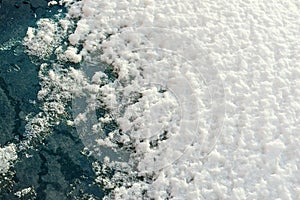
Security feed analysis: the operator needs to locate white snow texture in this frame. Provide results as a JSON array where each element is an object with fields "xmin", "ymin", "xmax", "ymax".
[{"xmin": 24, "ymin": 0, "xmax": 300, "ymax": 199}]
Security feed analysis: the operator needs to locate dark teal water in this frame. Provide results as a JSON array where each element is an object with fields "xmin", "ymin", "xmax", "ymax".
[{"xmin": 0, "ymin": 1, "xmax": 104, "ymax": 199}]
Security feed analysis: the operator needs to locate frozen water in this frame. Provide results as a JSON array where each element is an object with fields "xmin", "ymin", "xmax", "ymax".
[{"xmin": 2, "ymin": 0, "xmax": 299, "ymax": 199}]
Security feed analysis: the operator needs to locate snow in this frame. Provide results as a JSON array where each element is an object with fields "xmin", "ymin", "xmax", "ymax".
[
  {"xmin": 14, "ymin": 187, "xmax": 36, "ymax": 198},
  {"xmin": 23, "ymin": 0, "xmax": 300, "ymax": 199},
  {"xmin": 0, "ymin": 144, "xmax": 17, "ymax": 174},
  {"xmin": 48, "ymin": 1, "xmax": 58, "ymax": 6},
  {"xmin": 64, "ymin": 46, "xmax": 82, "ymax": 63},
  {"xmin": 23, "ymin": 18, "xmax": 63, "ymax": 59}
]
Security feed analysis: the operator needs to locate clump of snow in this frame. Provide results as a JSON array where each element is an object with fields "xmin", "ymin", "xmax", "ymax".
[
  {"xmin": 48, "ymin": 1, "xmax": 58, "ymax": 6},
  {"xmin": 62, "ymin": 46, "xmax": 82, "ymax": 63},
  {"xmin": 0, "ymin": 144, "xmax": 17, "ymax": 174},
  {"xmin": 23, "ymin": 18, "xmax": 62, "ymax": 59},
  {"xmin": 22, "ymin": 13, "xmax": 79, "ymax": 62},
  {"xmin": 14, "ymin": 186, "xmax": 36, "ymax": 198}
]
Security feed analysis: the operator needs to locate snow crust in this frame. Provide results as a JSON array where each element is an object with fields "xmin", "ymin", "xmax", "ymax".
[{"xmin": 22, "ymin": 0, "xmax": 300, "ymax": 199}]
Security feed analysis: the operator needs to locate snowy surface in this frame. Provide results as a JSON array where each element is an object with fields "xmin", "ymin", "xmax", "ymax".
[{"xmin": 22, "ymin": 0, "xmax": 300, "ymax": 199}]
